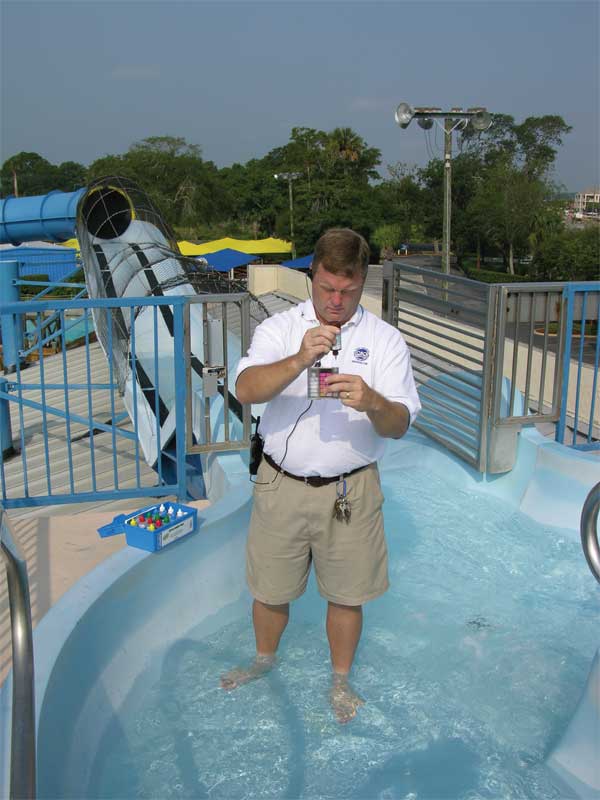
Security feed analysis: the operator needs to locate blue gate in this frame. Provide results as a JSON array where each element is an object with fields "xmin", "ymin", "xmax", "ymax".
[
  {"xmin": 557, "ymin": 282, "xmax": 600, "ymax": 450},
  {"xmin": 0, "ymin": 296, "xmax": 188, "ymax": 508}
]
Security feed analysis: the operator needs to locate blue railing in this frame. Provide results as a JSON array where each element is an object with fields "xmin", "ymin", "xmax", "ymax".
[
  {"xmin": 1, "ymin": 257, "xmax": 90, "ymax": 370},
  {"xmin": 17, "ymin": 259, "xmax": 89, "ymax": 358},
  {"xmin": 558, "ymin": 283, "xmax": 600, "ymax": 450},
  {"xmin": 0, "ymin": 296, "xmax": 188, "ymax": 508}
]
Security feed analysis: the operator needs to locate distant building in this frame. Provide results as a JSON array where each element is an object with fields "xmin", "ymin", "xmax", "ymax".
[{"xmin": 574, "ymin": 187, "xmax": 600, "ymax": 213}]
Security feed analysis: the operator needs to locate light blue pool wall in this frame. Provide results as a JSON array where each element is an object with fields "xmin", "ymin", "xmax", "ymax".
[{"xmin": 36, "ymin": 480, "xmax": 253, "ymax": 798}]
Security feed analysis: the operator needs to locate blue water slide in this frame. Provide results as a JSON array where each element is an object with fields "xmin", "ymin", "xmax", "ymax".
[{"xmin": 0, "ymin": 188, "xmax": 85, "ymax": 245}]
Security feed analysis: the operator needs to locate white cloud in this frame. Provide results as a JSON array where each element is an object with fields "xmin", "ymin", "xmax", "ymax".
[{"xmin": 110, "ymin": 65, "xmax": 161, "ymax": 81}]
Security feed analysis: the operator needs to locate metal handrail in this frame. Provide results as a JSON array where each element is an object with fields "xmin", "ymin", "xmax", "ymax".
[
  {"xmin": 580, "ymin": 481, "xmax": 600, "ymax": 584},
  {"xmin": 0, "ymin": 507, "xmax": 36, "ymax": 799}
]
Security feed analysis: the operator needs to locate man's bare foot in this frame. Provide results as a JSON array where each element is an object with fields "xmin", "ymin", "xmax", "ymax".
[
  {"xmin": 220, "ymin": 654, "xmax": 276, "ymax": 691},
  {"xmin": 330, "ymin": 672, "xmax": 364, "ymax": 724}
]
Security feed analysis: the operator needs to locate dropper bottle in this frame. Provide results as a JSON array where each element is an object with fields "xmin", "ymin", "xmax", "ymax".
[{"xmin": 331, "ymin": 322, "xmax": 342, "ymax": 359}]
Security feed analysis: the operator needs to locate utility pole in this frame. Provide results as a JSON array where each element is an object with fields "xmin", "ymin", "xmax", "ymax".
[
  {"xmin": 288, "ymin": 176, "xmax": 295, "ymax": 258},
  {"xmin": 274, "ymin": 172, "xmax": 300, "ymax": 259},
  {"xmin": 442, "ymin": 116, "xmax": 453, "ymax": 277},
  {"xmin": 394, "ymin": 104, "xmax": 492, "ymax": 276}
]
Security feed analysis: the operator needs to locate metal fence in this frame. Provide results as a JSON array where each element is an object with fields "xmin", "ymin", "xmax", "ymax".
[
  {"xmin": 558, "ymin": 283, "xmax": 600, "ymax": 449},
  {"xmin": 383, "ymin": 261, "xmax": 496, "ymax": 471},
  {"xmin": 184, "ymin": 293, "xmax": 252, "ymax": 455},
  {"xmin": 0, "ymin": 291, "xmax": 252, "ymax": 509},
  {"xmin": 0, "ymin": 296, "xmax": 188, "ymax": 508},
  {"xmin": 383, "ymin": 261, "xmax": 600, "ymax": 472}
]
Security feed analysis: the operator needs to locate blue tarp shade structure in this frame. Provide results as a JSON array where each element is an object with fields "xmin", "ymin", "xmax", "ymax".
[
  {"xmin": 198, "ymin": 248, "xmax": 259, "ymax": 272},
  {"xmin": 281, "ymin": 254, "xmax": 313, "ymax": 269}
]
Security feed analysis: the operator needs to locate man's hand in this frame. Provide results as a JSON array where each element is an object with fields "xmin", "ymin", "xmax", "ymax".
[
  {"xmin": 236, "ymin": 324, "xmax": 340, "ymax": 404},
  {"xmin": 324, "ymin": 373, "xmax": 377, "ymax": 412},
  {"xmin": 325, "ymin": 372, "xmax": 410, "ymax": 439},
  {"xmin": 296, "ymin": 324, "xmax": 340, "ymax": 369}
]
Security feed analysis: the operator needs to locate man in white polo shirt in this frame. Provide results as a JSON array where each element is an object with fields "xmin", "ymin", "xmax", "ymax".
[{"xmin": 220, "ymin": 228, "xmax": 421, "ymax": 723}]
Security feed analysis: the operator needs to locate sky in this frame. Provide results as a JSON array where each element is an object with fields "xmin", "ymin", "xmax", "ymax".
[{"xmin": 1, "ymin": 0, "xmax": 598, "ymax": 192}]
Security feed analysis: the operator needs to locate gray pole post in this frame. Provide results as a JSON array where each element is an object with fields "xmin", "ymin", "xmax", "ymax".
[
  {"xmin": 1, "ymin": 509, "xmax": 37, "ymax": 800},
  {"xmin": 0, "ymin": 377, "xmax": 14, "ymax": 458},
  {"xmin": 442, "ymin": 118, "xmax": 453, "ymax": 276},
  {"xmin": 0, "ymin": 260, "xmax": 23, "ymax": 374},
  {"xmin": 288, "ymin": 177, "xmax": 296, "ymax": 260}
]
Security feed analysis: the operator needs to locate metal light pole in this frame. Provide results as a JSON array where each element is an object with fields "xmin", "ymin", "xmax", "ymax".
[
  {"xmin": 442, "ymin": 116, "xmax": 453, "ymax": 277},
  {"xmin": 394, "ymin": 104, "xmax": 492, "ymax": 276},
  {"xmin": 274, "ymin": 172, "xmax": 300, "ymax": 259}
]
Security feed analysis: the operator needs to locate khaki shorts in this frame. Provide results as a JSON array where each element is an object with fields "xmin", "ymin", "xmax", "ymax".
[{"xmin": 246, "ymin": 458, "xmax": 389, "ymax": 606}]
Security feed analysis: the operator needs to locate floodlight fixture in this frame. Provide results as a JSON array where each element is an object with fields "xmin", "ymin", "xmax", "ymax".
[
  {"xmin": 394, "ymin": 102, "xmax": 414, "ymax": 129},
  {"xmin": 469, "ymin": 109, "xmax": 492, "ymax": 131},
  {"xmin": 417, "ymin": 117, "xmax": 434, "ymax": 130}
]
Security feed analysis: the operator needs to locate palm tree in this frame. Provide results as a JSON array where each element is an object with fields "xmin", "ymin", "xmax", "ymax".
[{"xmin": 328, "ymin": 128, "xmax": 364, "ymax": 174}]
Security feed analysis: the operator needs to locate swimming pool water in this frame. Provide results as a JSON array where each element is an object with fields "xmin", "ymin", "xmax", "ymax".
[{"xmin": 90, "ymin": 467, "xmax": 599, "ymax": 799}]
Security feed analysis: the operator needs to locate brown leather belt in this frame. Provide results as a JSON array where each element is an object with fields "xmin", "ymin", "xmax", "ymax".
[{"xmin": 263, "ymin": 451, "xmax": 371, "ymax": 488}]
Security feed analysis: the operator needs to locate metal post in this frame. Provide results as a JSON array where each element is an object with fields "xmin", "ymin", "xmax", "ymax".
[
  {"xmin": 442, "ymin": 118, "xmax": 453, "ymax": 277},
  {"xmin": 274, "ymin": 172, "xmax": 299, "ymax": 260},
  {"xmin": 0, "ymin": 377, "xmax": 14, "ymax": 458},
  {"xmin": 1, "ymin": 508, "xmax": 36, "ymax": 800},
  {"xmin": 581, "ymin": 481, "xmax": 600, "ymax": 583},
  {"xmin": 288, "ymin": 177, "xmax": 296, "ymax": 260},
  {"xmin": 0, "ymin": 260, "xmax": 24, "ymax": 374},
  {"xmin": 173, "ymin": 302, "xmax": 188, "ymax": 502},
  {"xmin": 381, "ymin": 261, "xmax": 394, "ymax": 324}
]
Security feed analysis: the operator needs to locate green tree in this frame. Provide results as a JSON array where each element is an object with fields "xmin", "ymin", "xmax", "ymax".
[
  {"xmin": 372, "ymin": 163, "xmax": 424, "ymax": 244},
  {"xmin": 531, "ymin": 226, "xmax": 600, "ymax": 282},
  {"xmin": 469, "ymin": 157, "xmax": 550, "ymax": 274},
  {"xmin": 1, "ymin": 152, "xmax": 58, "ymax": 196},
  {"xmin": 54, "ymin": 160, "xmax": 87, "ymax": 192},
  {"xmin": 416, "ymin": 153, "xmax": 484, "ymax": 259},
  {"xmin": 256, "ymin": 126, "xmax": 381, "ymax": 253},
  {"xmin": 87, "ymin": 136, "xmax": 225, "ymax": 229},
  {"xmin": 129, "ymin": 136, "xmax": 202, "ymax": 159},
  {"xmin": 461, "ymin": 114, "xmax": 572, "ymax": 178}
]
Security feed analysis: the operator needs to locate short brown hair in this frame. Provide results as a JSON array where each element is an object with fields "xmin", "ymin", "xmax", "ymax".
[{"xmin": 312, "ymin": 228, "xmax": 370, "ymax": 279}]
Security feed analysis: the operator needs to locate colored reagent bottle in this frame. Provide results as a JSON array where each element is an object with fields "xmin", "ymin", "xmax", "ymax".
[{"xmin": 332, "ymin": 323, "xmax": 342, "ymax": 357}]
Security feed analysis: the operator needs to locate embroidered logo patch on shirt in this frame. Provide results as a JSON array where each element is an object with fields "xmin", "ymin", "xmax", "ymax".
[{"xmin": 353, "ymin": 347, "xmax": 370, "ymax": 363}]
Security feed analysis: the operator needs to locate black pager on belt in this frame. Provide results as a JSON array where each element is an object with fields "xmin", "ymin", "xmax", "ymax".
[{"xmin": 249, "ymin": 416, "xmax": 264, "ymax": 476}]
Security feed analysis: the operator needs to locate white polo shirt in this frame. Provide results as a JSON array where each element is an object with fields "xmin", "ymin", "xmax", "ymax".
[{"xmin": 236, "ymin": 300, "xmax": 421, "ymax": 477}]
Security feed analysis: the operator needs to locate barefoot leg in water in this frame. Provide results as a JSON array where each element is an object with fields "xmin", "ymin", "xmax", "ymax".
[
  {"xmin": 330, "ymin": 672, "xmax": 364, "ymax": 723},
  {"xmin": 326, "ymin": 602, "xmax": 364, "ymax": 722},
  {"xmin": 220, "ymin": 654, "xmax": 276, "ymax": 691},
  {"xmin": 220, "ymin": 600, "xmax": 288, "ymax": 691}
]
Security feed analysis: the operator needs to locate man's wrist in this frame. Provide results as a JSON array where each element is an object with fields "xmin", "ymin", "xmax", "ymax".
[
  {"xmin": 366, "ymin": 389, "xmax": 385, "ymax": 416},
  {"xmin": 290, "ymin": 353, "xmax": 307, "ymax": 374}
]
